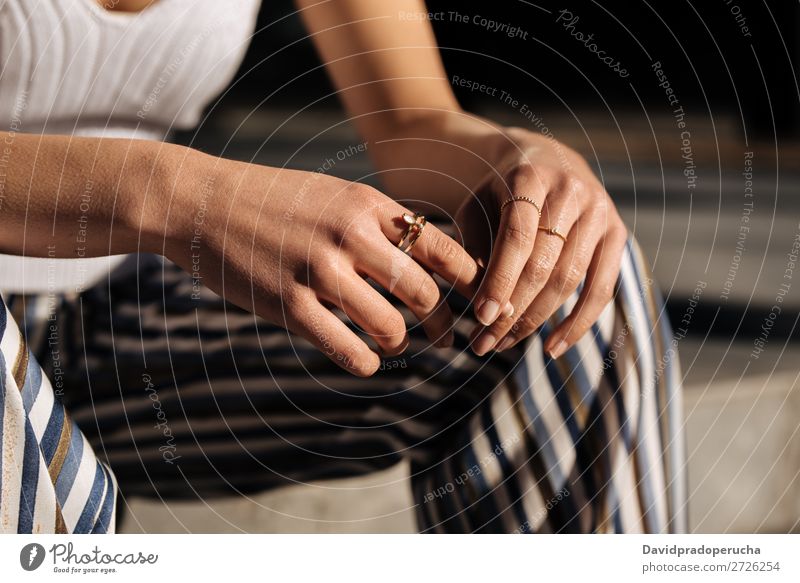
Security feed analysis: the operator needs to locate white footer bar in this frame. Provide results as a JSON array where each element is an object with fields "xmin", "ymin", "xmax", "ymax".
[{"xmin": 3, "ymin": 534, "xmax": 798, "ymax": 582}]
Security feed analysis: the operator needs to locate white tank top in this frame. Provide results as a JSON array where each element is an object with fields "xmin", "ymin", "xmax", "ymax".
[{"xmin": 0, "ymin": 0, "xmax": 260, "ymax": 293}]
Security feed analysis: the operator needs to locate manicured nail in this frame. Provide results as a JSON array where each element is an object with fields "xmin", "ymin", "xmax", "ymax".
[
  {"xmin": 477, "ymin": 299, "xmax": 501, "ymax": 326},
  {"xmin": 473, "ymin": 333, "xmax": 497, "ymax": 356},
  {"xmin": 502, "ymin": 302, "xmax": 515, "ymax": 318},
  {"xmin": 548, "ymin": 339, "xmax": 568, "ymax": 359},
  {"xmin": 495, "ymin": 336, "xmax": 515, "ymax": 352}
]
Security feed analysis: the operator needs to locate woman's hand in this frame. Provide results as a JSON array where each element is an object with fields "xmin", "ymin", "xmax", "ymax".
[
  {"xmin": 292, "ymin": 0, "xmax": 626, "ymax": 360},
  {"xmin": 155, "ymin": 150, "xmax": 480, "ymax": 377},
  {"xmin": 455, "ymin": 127, "xmax": 628, "ymax": 358}
]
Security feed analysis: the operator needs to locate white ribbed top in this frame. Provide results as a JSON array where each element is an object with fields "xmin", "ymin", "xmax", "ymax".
[{"xmin": 0, "ymin": 0, "xmax": 260, "ymax": 293}]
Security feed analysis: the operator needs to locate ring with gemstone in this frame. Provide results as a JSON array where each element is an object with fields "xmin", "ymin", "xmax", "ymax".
[{"xmin": 397, "ymin": 213, "xmax": 427, "ymax": 254}]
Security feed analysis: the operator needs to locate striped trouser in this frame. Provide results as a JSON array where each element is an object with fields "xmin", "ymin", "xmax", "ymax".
[
  {"xmin": 0, "ymin": 297, "xmax": 117, "ymax": 533},
  {"xmin": 1, "ymin": 235, "xmax": 687, "ymax": 533}
]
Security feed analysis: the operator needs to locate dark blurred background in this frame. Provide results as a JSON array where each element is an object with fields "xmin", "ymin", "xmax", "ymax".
[{"xmin": 231, "ymin": 0, "xmax": 799, "ymax": 135}]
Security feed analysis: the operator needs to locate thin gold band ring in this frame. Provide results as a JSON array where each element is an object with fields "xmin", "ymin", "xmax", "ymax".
[
  {"xmin": 538, "ymin": 225, "xmax": 568, "ymax": 243},
  {"xmin": 500, "ymin": 196, "xmax": 542, "ymax": 217}
]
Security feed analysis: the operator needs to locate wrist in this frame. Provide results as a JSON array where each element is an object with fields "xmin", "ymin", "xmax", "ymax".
[
  {"xmin": 131, "ymin": 143, "xmax": 218, "ymax": 259},
  {"xmin": 368, "ymin": 109, "xmax": 511, "ymax": 214}
]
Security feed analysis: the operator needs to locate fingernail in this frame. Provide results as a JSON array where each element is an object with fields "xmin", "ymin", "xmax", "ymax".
[
  {"xmin": 548, "ymin": 339, "xmax": 568, "ymax": 359},
  {"xmin": 473, "ymin": 333, "xmax": 497, "ymax": 356},
  {"xmin": 477, "ymin": 299, "xmax": 501, "ymax": 326},
  {"xmin": 502, "ymin": 302, "xmax": 515, "ymax": 318},
  {"xmin": 495, "ymin": 336, "xmax": 515, "ymax": 352}
]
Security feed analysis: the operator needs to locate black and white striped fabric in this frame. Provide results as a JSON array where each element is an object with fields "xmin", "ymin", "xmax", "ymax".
[{"xmin": 2, "ymin": 235, "xmax": 686, "ymax": 533}]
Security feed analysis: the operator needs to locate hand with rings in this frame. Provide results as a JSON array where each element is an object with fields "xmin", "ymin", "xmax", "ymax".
[
  {"xmin": 165, "ymin": 157, "xmax": 480, "ymax": 377},
  {"xmin": 455, "ymin": 129, "xmax": 628, "ymax": 358}
]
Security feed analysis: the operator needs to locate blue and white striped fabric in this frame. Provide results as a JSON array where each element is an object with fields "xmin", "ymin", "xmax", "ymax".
[
  {"xmin": 1, "ymin": 234, "xmax": 685, "ymax": 533},
  {"xmin": 0, "ymin": 295, "xmax": 117, "ymax": 533},
  {"xmin": 413, "ymin": 238, "xmax": 687, "ymax": 532}
]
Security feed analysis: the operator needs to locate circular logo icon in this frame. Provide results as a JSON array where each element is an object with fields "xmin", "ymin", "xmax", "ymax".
[{"xmin": 20, "ymin": 543, "xmax": 46, "ymax": 571}]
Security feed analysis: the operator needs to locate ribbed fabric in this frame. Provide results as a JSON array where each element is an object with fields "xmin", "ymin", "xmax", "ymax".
[{"xmin": 0, "ymin": 0, "xmax": 260, "ymax": 293}]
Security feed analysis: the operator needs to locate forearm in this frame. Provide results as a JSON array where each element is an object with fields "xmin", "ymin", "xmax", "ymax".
[
  {"xmin": 0, "ymin": 133, "xmax": 188, "ymax": 259},
  {"xmin": 364, "ymin": 110, "xmax": 513, "ymax": 215},
  {"xmin": 297, "ymin": 0, "xmax": 509, "ymax": 214}
]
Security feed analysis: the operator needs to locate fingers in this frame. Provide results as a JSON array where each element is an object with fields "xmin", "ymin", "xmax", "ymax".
[
  {"xmin": 474, "ymin": 168, "xmax": 545, "ymax": 326},
  {"xmin": 453, "ymin": 194, "xmax": 492, "ymax": 270},
  {"xmin": 368, "ymin": 200, "xmax": 481, "ymax": 347},
  {"xmin": 375, "ymin": 202, "xmax": 481, "ymax": 299},
  {"xmin": 495, "ymin": 216, "xmax": 605, "ymax": 353},
  {"xmin": 471, "ymin": 189, "xmax": 581, "ymax": 355},
  {"xmin": 543, "ymin": 226, "xmax": 627, "ymax": 359},
  {"xmin": 359, "ymin": 244, "xmax": 456, "ymax": 348},
  {"xmin": 317, "ymin": 272, "xmax": 410, "ymax": 356},
  {"xmin": 287, "ymin": 296, "xmax": 381, "ymax": 377},
  {"xmin": 471, "ymin": 230, "xmax": 564, "ymax": 355}
]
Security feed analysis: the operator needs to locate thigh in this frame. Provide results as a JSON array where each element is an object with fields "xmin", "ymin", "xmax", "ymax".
[
  {"xmin": 49, "ymin": 235, "xmax": 685, "ymax": 534},
  {"xmin": 56, "ymin": 255, "xmax": 490, "ymax": 498},
  {"xmin": 411, "ymin": 236, "xmax": 686, "ymax": 533}
]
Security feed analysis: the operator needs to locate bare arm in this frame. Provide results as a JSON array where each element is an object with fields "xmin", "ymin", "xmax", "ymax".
[
  {"xmin": 0, "ymin": 132, "xmax": 478, "ymax": 375},
  {"xmin": 0, "ymin": 132, "xmax": 174, "ymax": 259},
  {"xmin": 295, "ymin": 0, "xmax": 507, "ymax": 214}
]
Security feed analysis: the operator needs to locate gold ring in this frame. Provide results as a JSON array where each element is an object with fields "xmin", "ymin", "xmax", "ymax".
[
  {"xmin": 397, "ymin": 212, "xmax": 427, "ymax": 254},
  {"xmin": 500, "ymin": 196, "xmax": 542, "ymax": 217},
  {"xmin": 538, "ymin": 225, "xmax": 568, "ymax": 243}
]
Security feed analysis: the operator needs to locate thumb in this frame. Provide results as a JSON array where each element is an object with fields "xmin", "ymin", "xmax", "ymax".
[{"xmin": 454, "ymin": 197, "xmax": 492, "ymax": 271}]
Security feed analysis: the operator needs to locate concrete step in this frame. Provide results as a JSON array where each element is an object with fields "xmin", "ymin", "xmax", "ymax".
[{"xmin": 684, "ymin": 370, "xmax": 800, "ymax": 533}]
